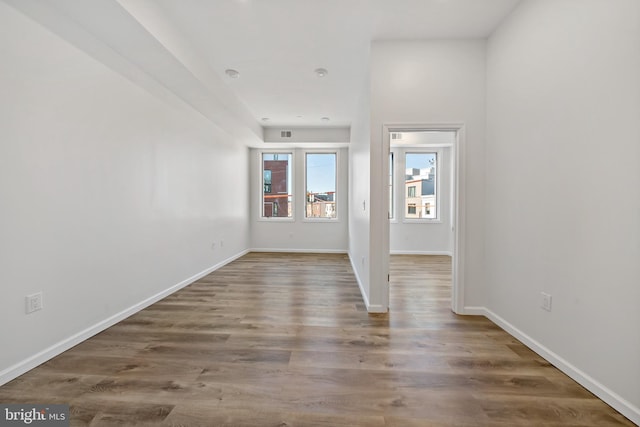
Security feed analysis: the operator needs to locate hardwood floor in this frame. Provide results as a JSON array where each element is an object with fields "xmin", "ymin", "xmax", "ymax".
[{"xmin": 0, "ymin": 253, "xmax": 633, "ymax": 426}]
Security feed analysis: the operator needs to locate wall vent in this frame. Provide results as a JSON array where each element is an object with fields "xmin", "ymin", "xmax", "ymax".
[{"xmin": 280, "ymin": 130, "xmax": 292, "ymax": 138}]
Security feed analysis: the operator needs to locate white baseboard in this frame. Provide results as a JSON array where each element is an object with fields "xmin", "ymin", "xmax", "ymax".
[
  {"xmin": 347, "ymin": 251, "xmax": 369, "ymax": 307},
  {"xmin": 347, "ymin": 251, "xmax": 387, "ymax": 313},
  {"xmin": 365, "ymin": 304, "xmax": 387, "ymax": 313},
  {"xmin": 390, "ymin": 250, "xmax": 453, "ymax": 256},
  {"xmin": 0, "ymin": 249, "xmax": 249, "ymax": 387},
  {"xmin": 476, "ymin": 307, "xmax": 640, "ymax": 425},
  {"xmin": 250, "ymin": 248, "xmax": 347, "ymax": 254},
  {"xmin": 460, "ymin": 306, "xmax": 487, "ymax": 316}
]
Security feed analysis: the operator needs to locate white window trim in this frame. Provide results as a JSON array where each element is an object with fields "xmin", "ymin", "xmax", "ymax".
[
  {"xmin": 393, "ymin": 147, "xmax": 443, "ymax": 224},
  {"xmin": 389, "ymin": 151, "xmax": 398, "ymax": 223},
  {"xmin": 303, "ymin": 150, "xmax": 340, "ymax": 222},
  {"xmin": 258, "ymin": 150, "xmax": 295, "ymax": 222}
]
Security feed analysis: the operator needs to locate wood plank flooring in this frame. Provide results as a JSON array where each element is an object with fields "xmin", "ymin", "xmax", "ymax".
[{"xmin": 0, "ymin": 253, "xmax": 633, "ymax": 426}]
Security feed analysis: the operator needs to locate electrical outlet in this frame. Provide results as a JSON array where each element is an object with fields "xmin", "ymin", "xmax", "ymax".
[
  {"xmin": 220, "ymin": 240, "xmax": 224, "ymax": 247},
  {"xmin": 541, "ymin": 292, "xmax": 552, "ymax": 312},
  {"xmin": 26, "ymin": 292, "xmax": 43, "ymax": 314}
]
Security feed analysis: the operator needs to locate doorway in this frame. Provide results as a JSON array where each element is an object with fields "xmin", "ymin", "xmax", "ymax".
[{"xmin": 383, "ymin": 125, "xmax": 464, "ymax": 313}]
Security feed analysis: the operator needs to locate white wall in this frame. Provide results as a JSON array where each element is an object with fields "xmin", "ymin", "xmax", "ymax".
[
  {"xmin": 348, "ymin": 80, "xmax": 372, "ymax": 307},
  {"xmin": 390, "ymin": 146, "xmax": 453, "ymax": 254},
  {"xmin": 486, "ymin": 0, "xmax": 640, "ymax": 421},
  {"xmin": 249, "ymin": 147, "xmax": 349, "ymax": 252},
  {"xmin": 370, "ymin": 40, "xmax": 487, "ymax": 309},
  {"xmin": 0, "ymin": 3, "xmax": 251, "ymax": 383},
  {"xmin": 263, "ymin": 127, "xmax": 350, "ymax": 143}
]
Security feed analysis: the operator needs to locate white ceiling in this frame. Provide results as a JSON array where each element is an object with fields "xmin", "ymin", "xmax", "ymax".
[
  {"xmin": 7, "ymin": 0, "xmax": 521, "ymax": 135},
  {"xmin": 151, "ymin": 0, "xmax": 522, "ymax": 128}
]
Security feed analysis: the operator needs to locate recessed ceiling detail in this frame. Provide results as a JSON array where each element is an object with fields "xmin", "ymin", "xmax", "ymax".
[
  {"xmin": 314, "ymin": 68, "xmax": 328, "ymax": 78},
  {"xmin": 225, "ymin": 69, "xmax": 240, "ymax": 79}
]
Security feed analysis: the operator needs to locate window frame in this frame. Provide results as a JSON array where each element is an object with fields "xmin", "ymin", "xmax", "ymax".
[
  {"xmin": 259, "ymin": 151, "xmax": 294, "ymax": 221},
  {"xmin": 303, "ymin": 151, "xmax": 339, "ymax": 222},
  {"xmin": 389, "ymin": 151, "xmax": 395, "ymax": 220},
  {"xmin": 391, "ymin": 147, "xmax": 442, "ymax": 224}
]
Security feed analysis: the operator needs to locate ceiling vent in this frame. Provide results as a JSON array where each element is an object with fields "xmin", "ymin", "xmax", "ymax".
[
  {"xmin": 280, "ymin": 130, "xmax": 292, "ymax": 138},
  {"xmin": 391, "ymin": 132, "xmax": 403, "ymax": 140}
]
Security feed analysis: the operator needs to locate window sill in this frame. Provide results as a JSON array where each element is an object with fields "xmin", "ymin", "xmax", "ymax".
[
  {"xmin": 302, "ymin": 218, "xmax": 340, "ymax": 223},
  {"xmin": 401, "ymin": 219, "xmax": 442, "ymax": 224},
  {"xmin": 258, "ymin": 217, "xmax": 295, "ymax": 222}
]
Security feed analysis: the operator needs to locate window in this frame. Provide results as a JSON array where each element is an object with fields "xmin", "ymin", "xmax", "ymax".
[
  {"xmin": 305, "ymin": 153, "xmax": 337, "ymax": 219},
  {"xmin": 263, "ymin": 170, "xmax": 272, "ymax": 193},
  {"xmin": 389, "ymin": 152, "xmax": 394, "ymax": 219},
  {"xmin": 262, "ymin": 153, "xmax": 292, "ymax": 218},
  {"xmin": 404, "ymin": 152, "xmax": 437, "ymax": 220}
]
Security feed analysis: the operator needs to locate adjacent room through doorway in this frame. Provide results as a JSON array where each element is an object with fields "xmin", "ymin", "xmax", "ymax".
[{"xmin": 388, "ymin": 129, "xmax": 456, "ymax": 311}]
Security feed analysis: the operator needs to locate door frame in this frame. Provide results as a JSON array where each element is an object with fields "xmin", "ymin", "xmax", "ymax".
[{"xmin": 382, "ymin": 123, "xmax": 466, "ymax": 314}]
